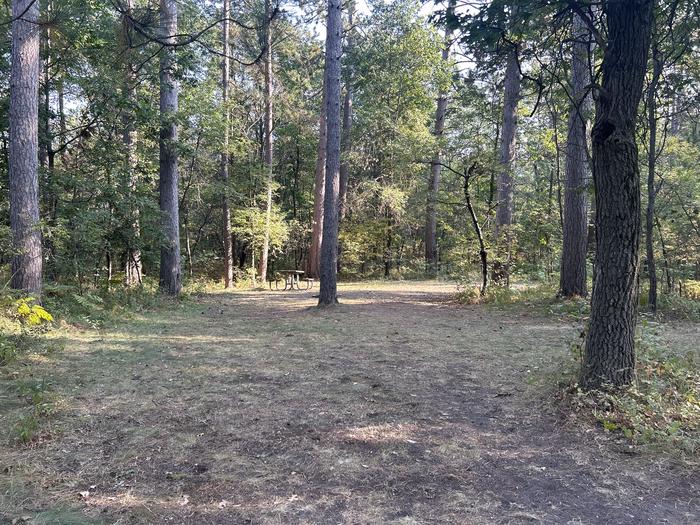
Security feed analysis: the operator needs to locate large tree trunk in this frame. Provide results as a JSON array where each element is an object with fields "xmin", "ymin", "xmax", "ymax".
[
  {"xmin": 9, "ymin": 0, "xmax": 43, "ymax": 297},
  {"xmin": 425, "ymin": 2, "xmax": 454, "ymax": 276},
  {"xmin": 318, "ymin": 0, "xmax": 342, "ymax": 306},
  {"xmin": 559, "ymin": 12, "xmax": 592, "ymax": 298},
  {"xmin": 581, "ymin": 0, "xmax": 653, "ymax": 391},
  {"xmin": 258, "ymin": 0, "xmax": 274, "ymax": 281},
  {"xmin": 221, "ymin": 0, "xmax": 234, "ymax": 288},
  {"xmin": 646, "ymin": 41, "xmax": 663, "ymax": 312},
  {"xmin": 307, "ymin": 75, "xmax": 327, "ymax": 279},
  {"xmin": 158, "ymin": 0, "xmax": 182, "ymax": 295},
  {"xmin": 495, "ymin": 47, "xmax": 520, "ymax": 232},
  {"xmin": 122, "ymin": 0, "xmax": 143, "ymax": 287}
]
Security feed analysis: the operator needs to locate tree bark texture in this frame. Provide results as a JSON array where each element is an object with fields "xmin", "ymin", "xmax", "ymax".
[
  {"xmin": 581, "ymin": 0, "xmax": 653, "ymax": 390},
  {"xmin": 221, "ymin": 0, "xmax": 234, "ymax": 288},
  {"xmin": 560, "ymin": 12, "xmax": 592, "ymax": 298},
  {"xmin": 307, "ymin": 72, "xmax": 327, "ymax": 279},
  {"xmin": 159, "ymin": 0, "xmax": 182, "ymax": 295},
  {"xmin": 318, "ymin": 0, "xmax": 342, "ymax": 306},
  {"xmin": 10, "ymin": 0, "xmax": 43, "ymax": 297},
  {"xmin": 259, "ymin": 0, "xmax": 274, "ymax": 281},
  {"xmin": 495, "ymin": 47, "xmax": 520, "ymax": 231}
]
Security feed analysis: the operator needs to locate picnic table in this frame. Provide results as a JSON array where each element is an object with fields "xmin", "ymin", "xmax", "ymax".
[{"xmin": 269, "ymin": 270, "xmax": 314, "ymax": 291}]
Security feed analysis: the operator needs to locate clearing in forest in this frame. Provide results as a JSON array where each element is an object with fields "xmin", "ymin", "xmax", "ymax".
[{"xmin": 1, "ymin": 281, "xmax": 698, "ymax": 524}]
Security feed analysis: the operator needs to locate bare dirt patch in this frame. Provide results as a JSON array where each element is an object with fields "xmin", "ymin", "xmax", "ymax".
[{"xmin": 1, "ymin": 281, "xmax": 698, "ymax": 524}]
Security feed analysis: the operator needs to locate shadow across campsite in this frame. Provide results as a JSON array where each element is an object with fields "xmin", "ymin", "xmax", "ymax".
[{"xmin": 1, "ymin": 281, "xmax": 697, "ymax": 524}]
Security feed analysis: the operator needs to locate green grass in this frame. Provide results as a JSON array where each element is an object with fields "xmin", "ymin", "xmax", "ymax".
[{"xmin": 566, "ymin": 321, "xmax": 700, "ymax": 456}]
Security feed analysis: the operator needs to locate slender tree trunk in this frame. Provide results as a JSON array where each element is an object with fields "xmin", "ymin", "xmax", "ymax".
[
  {"xmin": 336, "ymin": 1, "xmax": 355, "ymax": 274},
  {"xmin": 122, "ymin": 0, "xmax": 142, "ymax": 286},
  {"xmin": 259, "ymin": 0, "xmax": 274, "ymax": 281},
  {"xmin": 550, "ymin": 107, "xmax": 564, "ymax": 230},
  {"xmin": 655, "ymin": 216, "xmax": 672, "ymax": 292},
  {"xmin": 318, "ymin": 0, "xmax": 342, "ymax": 306},
  {"xmin": 338, "ymin": 0, "xmax": 354, "ymax": 223},
  {"xmin": 464, "ymin": 164, "xmax": 488, "ymax": 296},
  {"xmin": 560, "ymin": 12, "xmax": 592, "ymax": 298},
  {"xmin": 495, "ymin": 47, "xmax": 520, "ymax": 232},
  {"xmin": 221, "ymin": 0, "xmax": 234, "ymax": 288},
  {"xmin": 307, "ymin": 74, "xmax": 327, "ymax": 279},
  {"xmin": 158, "ymin": 0, "xmax": 182, "ymax": 295},
  {"xmin": 9, "ymin": 0, "xmax": 42, "ymax": 297},
  {"xmin": 425, "ymin": 1, "xmax": 454, "ymax": 276},
  {"xmin": 581, "ymin": 0, "xmax": 653, "ymax": 391},
  {"xmin": 646, "ymin": 40, "xmax": 663, "ymax": 312}
]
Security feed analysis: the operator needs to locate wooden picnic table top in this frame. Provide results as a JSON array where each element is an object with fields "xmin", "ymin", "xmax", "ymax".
[{"xmin": 278, "ymin": 269, "xmax": 305, "ymax": 275}]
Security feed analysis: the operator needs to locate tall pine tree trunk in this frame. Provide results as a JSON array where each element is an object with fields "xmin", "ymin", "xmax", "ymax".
[
  {"xmin": 646, "ymin": 41, "xmax": 663, "ymax": 312},
  {"xmin": 221, "ymin": 0, "xmax": 234, "ymax": 288},
  {"xmin": 337, "ymin": 0, "xmax": 355, "ymax": 273},
  {"xmin": 581, "ymin": 0, "xmax": 653, "ymax": 391},
  {"xmin": 259, "ymin": 0, "xmax": 274, "ymax": 281},
  {"xmin": 425, "ymin": 1, "xmax": 454, "ymax": 276},
  {"xmin": 318, "ymin": 0, "xmax": 342, "ymax": 306},
  {"xmin": 307, "ymin": 74, "xmax": 327, "ymax": 279},
  {"xmin": 122, "ymin": 0, "xmax": 143, "ymax": 286},
  {"xmin": 495, "ymin": 47, "xmax": 520, "ymax": 232},
  {"xmin": 338, "ymin": 0, "xmax": 354, "ymax": 222},
  {"xmin": 9, "ymin": 0, "xmax": 42, "ymax": 297},
  {"xmin": 559, "ymin": 12, "xmax": 592, "ymax": 298},
  {"xmin": 158, "ymin": 0, "xmax": 182, "ymax": 295}
]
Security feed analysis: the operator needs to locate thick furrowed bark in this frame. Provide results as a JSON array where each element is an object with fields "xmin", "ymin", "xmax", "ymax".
[
  {"xmin": 582, "ymin": 0, "xmax": 653, "ymax": 391},
  {"xmin": 10, "ymin": 0, "xmax": 43, "ymax": 297},
  {"xmin": 318, "ymin": 0, "xmax": 342, "ymax": 306}
]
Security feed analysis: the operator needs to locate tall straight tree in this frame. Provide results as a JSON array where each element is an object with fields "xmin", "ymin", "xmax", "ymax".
[
  {"xmin": 559, "ymin": 12, "xmax": 592, "ymax": 298},
  {"xmin": 307, "ymin": 74, "xmax": 327, "ymax": 279},
  {"xmin": 318, "ymin": 0, "xmax": 342, "ymax": 306},
  {"xmin": 259, "ymin": 0, "xmax": 274, "ymax": 281},
  {"xmin": 645, "ymin": 37, "xmax": 662, "ymax": 312},
  {"xmin": 122, "ymin": 0, "xmax": 142, "ymax": 286},
  {"xmin": 9, "ymin": 0, "xmax": 43, "ymax": 297},
  {"xmin": 338, "ymin": 0, "xmax": 355, "ymax": 223},
  {"xmin": 425, "ymin": 0, "xmax": 455, "ymax": 275},
  {"xmin": 495, "ymin": 44, "xmax": 520, "ymax": 233},
  {"xmin": 221, "ymin": 0, "xmax": 234, "ymax": 288},
  {"xmin": 159, "ymin": 0, "xmax": 182, "ymax": 295},
  {"xmin": 581, "ymin": 0, "xmax": 653, "ymax": 390}
]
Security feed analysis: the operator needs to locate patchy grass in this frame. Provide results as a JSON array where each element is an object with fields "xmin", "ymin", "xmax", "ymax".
[{"xmin": 1, "ymin": 281, "xmax": 698, "ymax": 524}]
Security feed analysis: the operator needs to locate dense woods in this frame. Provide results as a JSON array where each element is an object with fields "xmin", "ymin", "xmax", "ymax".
[{"xmin": 2, "ymin": 1, "xmax": 700, "ymax": 382}]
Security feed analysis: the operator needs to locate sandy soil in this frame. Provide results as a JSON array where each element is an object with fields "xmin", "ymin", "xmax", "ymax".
[{"xmin": 1, "ymin": 281, "xmax": 698, "ymax": 524}]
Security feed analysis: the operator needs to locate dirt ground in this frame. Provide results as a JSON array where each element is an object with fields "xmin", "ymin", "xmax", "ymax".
[{"xmin": 1, "ymin": 281, "xmax": 698, "ymax": 524}]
